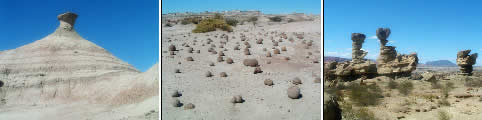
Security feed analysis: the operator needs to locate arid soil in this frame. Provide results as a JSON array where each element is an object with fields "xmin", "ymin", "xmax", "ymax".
[{"xmin": 161, "ymin": 17, "xmax": 321, "ymax": 119}]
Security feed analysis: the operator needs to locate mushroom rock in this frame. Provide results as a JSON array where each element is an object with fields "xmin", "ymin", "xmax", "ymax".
[
  {"xmin": 324, "ymin": 33, "xmax": 377, "ymax": 81},
  {"xmin": 375, "ymin": 28, "xmax": 418, "ymax": 77},
  {"xmin": 457, "ymin": 50, "xmax": 478, "ymax": 76}
]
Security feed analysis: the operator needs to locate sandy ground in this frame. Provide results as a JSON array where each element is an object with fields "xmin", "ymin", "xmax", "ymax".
[{"xmin": 161, "ymin": 18, "xmax": 321, "ymax": 119}]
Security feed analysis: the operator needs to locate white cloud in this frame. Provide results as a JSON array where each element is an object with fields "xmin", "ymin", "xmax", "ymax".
[
  {"xmin": 368, "ymin": 35, "xmax": 377, "ymax": 40},
  {"xmin": 325, "ymin": 51, "xmax": 350, "ymax": 58}
]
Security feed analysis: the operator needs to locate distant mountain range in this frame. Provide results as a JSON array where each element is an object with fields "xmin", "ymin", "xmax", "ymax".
[
  {"xmin": 424, "ymin": 60, "xmax": 457, "ymax": 67},
  {"xmin": 324, "ymin": 56, "xmax": 350, "ymax": 62}
]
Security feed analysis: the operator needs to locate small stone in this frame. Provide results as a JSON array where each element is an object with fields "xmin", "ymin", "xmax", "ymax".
[
  {"xmin": 205, "ymin": 71, "xmax": 213, "ymax": 77},
  {"xmin": 171, "ymin": 90, "xmax": 181, "ymax": 97},
  {"xmin": 287, "ymin": 86, "xmax": 301, "ymax": 99},
  {"xmin": 292, "ymin": 77, "xmax": 302, "ymax": 85},
  {"xmin": 231, "ymin": 95, "xmax": 244, "ymax": 103},
  {"xmin": 264, "ymin": 79, "xmax": 274, "ymax": 86},
  {"xmin": 174, "ymin": 69, "xmax": 180, "ymax": 73},
  {"xmin": 184, "ymin": 103, "xmax": 195, "ymax": 110},
  {"xmin": 220, "ymin": 72, "xmax": 227, "ymax": 77},
  {"xmin": 172, "ymin": 99, "xmax": 182, "ymax": 107}
]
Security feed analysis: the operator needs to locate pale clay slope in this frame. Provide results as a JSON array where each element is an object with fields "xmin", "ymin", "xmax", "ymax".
[
  {"xmin": 0, "ymin": 12, "xmax": 158, "ymax": 120},
  {"xmin": 162, "ymin": 18, "xmax": 321, "ymax": 119}
]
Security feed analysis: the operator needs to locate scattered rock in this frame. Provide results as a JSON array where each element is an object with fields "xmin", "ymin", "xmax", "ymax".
[
  {"xmin": 220, "ymin": 72, "xmax": 227, "ymax": 77},
  {"xmin": 287, "ymin": 86, "xmax": 301, "ymax": 99},
  {"xmin": 171, "ymin": 90, "xmax": 181, "ymax": 97},
  {"xmin": 186, "ymin": 57, "xmax": 194, "ymax": 61},
  {"xmin": 231, "ymin": 95, "xmax": 244, "ymax": 103},
  {"xmin": 174, "ymin": 69, "xmax": 180, "ymax": 73},
  {"xmin": 169, "ymin": 45, "xmax": 176, "ymax": 51},
  {"xmin": 226, "ymin": 58, "xmax": 234, "ymax": 64},
  {"xmin": 243, "ymin": 59, "xmax": 259, "ymax": 67},
  {"xmin": 172, "ymin": 99, "xmax": 182, "ymax": 107},
  {"xmin": 184, "ymin": 103, "xmax": 195, "ymax": 110},
  {"xmin": 254, "ymin": 67, "xmax": 263, "ymax": 74},
  {"xmin": 264, "ymin": 79, "xmax": 274, "ymax": 86},
  {"xmin": 292, "ymin": 77, "xmax": 302, "ymax": 85},
  {"xmin": 205, "ymin": 71, "xmax": 213, "ymax": 77}
]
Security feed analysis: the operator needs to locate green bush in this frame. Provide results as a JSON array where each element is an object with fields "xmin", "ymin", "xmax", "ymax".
[
  {"xmin": 388, "ymin": 80, "xmax": 398, "ymax": 89},
  {"xmin": 269, "ymin": 16, "xmax": 282, "ymax": 22},
  {"xmin": 214, "ymin": 13, "xmax": 224, "ymax": 19},
  {"xmin": 438, "ymin": 110, "xmax": 451, "ymax": 120},
  {"xmin": 225, "ymin": 18, "xmax": 239, "ymax": 26},
  {"xmin": 192, "ymin": 18, "xmax": 232, "ymax": 33},
  {"xmin": 347, "ymin": 83, "xmax": 382, "ymax": 106},
  {"xmin": 398, "ymin": 80, "xmax": 414, "ymax": 96}
]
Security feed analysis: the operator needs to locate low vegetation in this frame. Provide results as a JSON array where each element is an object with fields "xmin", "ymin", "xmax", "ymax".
[
  {"xmin": 388, "ymin": 79, "xmax": 398, "ymax": 89},
  {"xmin": 398, "ymin": 80, "xmax": 414, "ymax": 96},
  {"xmin": 192, "ymin": 18, "xmax": 233, "ymax": 33},
  {"xmin": 341, "ymin": 103, "xmax": 378, "ymax": 120},
  {"xmin": 347, "ymin": 83, "xmax": 382, "ymax": 106},
  {"xmin": 225, "ymin": 18, "xmax": 239, "ymax": 26},
  {"xmin": 438, "ymin": 110, "xmax": 451, "ymax": 120},
  {"xmin": 269, "ymin": 16, "xmax": 282, "ymax": 22}
]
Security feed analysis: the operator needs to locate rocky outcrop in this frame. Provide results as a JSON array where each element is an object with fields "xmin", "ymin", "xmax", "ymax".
[
  {"xmin": 456, "ymin": 50, "xmax": 478, "ymax": 76},
  {"xmin": 323, "ymin": 33, "xmax": 377, "ymax": 81},
  {"xmin": 376, "ymin": 28, "xmax": 418, "ymax": 76}
]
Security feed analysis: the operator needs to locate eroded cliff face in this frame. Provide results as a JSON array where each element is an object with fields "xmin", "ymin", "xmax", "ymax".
[
  {"xmin": 457, "ymin": 50, "xmax": 478, "ymax": 76},
  {"xmin": 375, "ymin": 28, "xmax": 418, "ymax": 76},
  {"xmin": 0, "ymin": 12, "xmax": 157, "ymax": 116}
]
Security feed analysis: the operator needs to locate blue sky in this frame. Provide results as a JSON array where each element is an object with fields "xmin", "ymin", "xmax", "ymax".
[
  {"xmin": 162, "ymin": 0, "xmax": 321, "ymax": 14},
  {"xmin": 325, "ymin": 0, "xmax": 482, "ymax": 66},
  {"xmin": 0, "ymin": 0, "xmax": 159, "ymax": 72}
]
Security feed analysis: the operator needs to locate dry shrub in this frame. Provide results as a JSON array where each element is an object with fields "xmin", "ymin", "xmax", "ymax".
[
  {"xmin": 192, "ymin": 18, "xmax": 232, "ymax": 33},
  {"xmin": 438, "ymin": 98, "xmax": 450, "ymax": 106},
  {"xmin": 438, "ymin": 110, "xmax": 451, "ymax": 120},
  {"xmin": 464, "ymin": 77, "xmax": 482, "ymax": 87},
  {"xmin": 388, "ymin": 80, "xmax": 398, "ymax": 89},
  {"xmin": 347, "ymin": 83, "xmax": 382, "ymax": 106},
  {"xmin": 398, "ymin": 80, "xmax": 414, "ymax": 96}
]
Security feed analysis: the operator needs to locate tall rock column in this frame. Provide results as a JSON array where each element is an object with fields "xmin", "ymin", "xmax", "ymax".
[
  {"xmin": 456, "ymin": 50, "xmax": 478, "ymax": 76},
  {"xmin": 351, "ymin": 33, "xmax": 367, "ymax": 62}
]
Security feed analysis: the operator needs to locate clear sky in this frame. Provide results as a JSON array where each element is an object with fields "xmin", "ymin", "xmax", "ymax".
[
  {"xmin": 325, "ymin": 0, "xmax": 482, "ymax": 66},
  {"xmin": 162, "ymin": 0, "xmax": 321, "ymax": 14},
  {"xmin": 0, "ymin": 0, "xmax": 159, "ymax": 72}
]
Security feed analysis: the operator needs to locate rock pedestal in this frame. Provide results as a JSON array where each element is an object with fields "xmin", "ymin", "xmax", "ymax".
[
  {"xmin": 456, "ymin": 50, "xmax": 478, "ymax": 76},
  {"xmin": 324, "ymin": 33, "xmax": 377, "ymax": 81},
  {"xmin": 376, "ymin": 28, "xmax": 418, "ymax": 77}
]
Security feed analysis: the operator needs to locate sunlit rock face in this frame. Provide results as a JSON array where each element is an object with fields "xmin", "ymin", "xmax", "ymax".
[
  {"xmin": 457, "ymin": 50, "xmax": 478, "ymax": 76},
  {"xmin": 375, "ymin": 28, "xmax": 418, "ymax": 77}
]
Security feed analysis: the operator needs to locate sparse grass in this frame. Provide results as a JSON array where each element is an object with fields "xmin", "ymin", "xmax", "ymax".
[
  {"xmin": 192, "ymin": 18, "xmax": 232, "ymax": 33},
  {"xmin": 248, "ymin": 16, "xmax": 258, "ymax": 22},
  {"xmin": 441, "ymin": 82, "xmax": 455, "ymax": 98},
  {"xmin": 398, "ymin": 80, "xmax": 414, "ymax": 96},
  {"xmin": 347, "ymin": 83, "xmax": 382, "ymax": 106},
  {"xmin": 438, "ymin": 110, "xmax": 451, "ymax": 120},
  {"xmin": 388, "ymin": 80, "xmax": 398, "ymax": 89},
  {"xmin": 464, "ymin": 77, "xmax": 482, "ymax": 87},
  {"xmin": 341, "ymin": 103, "xmax": 378, "ymax": 120},
  {"xmin": 438, "ymin": 98, "xmax": 450, "ymax": 106}
]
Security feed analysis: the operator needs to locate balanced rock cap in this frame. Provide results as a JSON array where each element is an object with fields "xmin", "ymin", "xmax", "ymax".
[{"xmin": 57, "ymin": 12, "xmax": 78, "ymax": 31}]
